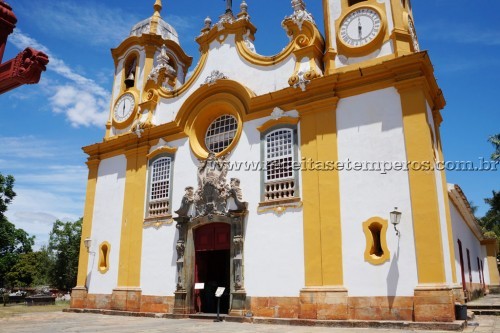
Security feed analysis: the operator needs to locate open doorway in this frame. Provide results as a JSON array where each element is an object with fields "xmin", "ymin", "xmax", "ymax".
[{"xmin": 194, "ymin": 223, "xmax": 230, "ymax": 314}]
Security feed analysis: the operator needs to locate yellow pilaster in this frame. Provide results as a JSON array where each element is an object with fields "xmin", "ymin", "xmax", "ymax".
[
  {"xmin": 389, "ymin": 0, "xmax": 413, "ymax": 56},
  {"xmin": 398, "ymin": 80, "xmax": 446, "ymax": 284},
  {"xmin": 434, "ymin": 118, "xmax": 458, "ymax": 284},
  {"xmin": 117, "ymin": 144, "xmax": 149, "ymax": 288},
  {"xmin": 299, "ymin": 97, "xmax": 343, "ymax": 287},
  {"xmin": 483, "ymin": 239, "xmax": 500, "ymax": 286},
  {"xmin": 76, "ymin": 158, "xmax": 100, "ymax": 288},
  {"xmin": 143, "ymin": 45, "xmax": 156, "ymax": 91},
  {"xmin": 322, "ymin": 1, "xmax": 336, "ymax": 75}
]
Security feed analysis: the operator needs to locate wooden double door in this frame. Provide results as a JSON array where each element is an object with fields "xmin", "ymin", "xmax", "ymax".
[{"xmin": 194, "ymin": 223, "xmax": 230, "ymax": 314}]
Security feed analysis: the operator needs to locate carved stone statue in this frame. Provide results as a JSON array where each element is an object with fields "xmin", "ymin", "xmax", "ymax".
[
  {"xmin": 175, "ymin": 186, "xmax": 194, "ymax": 217},
  {"xmin": 174, "ymin": 153, "xmax": 247, "ymax": 219},
  {"xmin": 195, "ymin": 152, "xmax": 230, "ymax": 216},
  {"xmin": 228, "ymin": 178, "xmax": 248, "ymax": 212}
]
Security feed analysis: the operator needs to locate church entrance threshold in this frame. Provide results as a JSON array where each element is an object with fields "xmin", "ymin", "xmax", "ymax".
[{"xmin": 194, "ymin": 223, "xmax": 230, "ymax": 314}]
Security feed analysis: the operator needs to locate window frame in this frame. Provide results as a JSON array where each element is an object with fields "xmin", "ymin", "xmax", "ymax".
[
  {"xmin": 260, "ymin": 124, "xmax": 300, "ymax": 204},
  {"xmin": 145, "ymin": 152, "xmax": 176, "ymax": 221}
]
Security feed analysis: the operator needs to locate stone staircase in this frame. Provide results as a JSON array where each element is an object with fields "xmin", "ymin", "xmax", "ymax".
[{"xmin": 467, "ymin": 294, "xmax": 500, "ymax": 316}]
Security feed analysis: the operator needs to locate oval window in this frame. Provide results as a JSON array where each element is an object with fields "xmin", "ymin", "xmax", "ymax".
[{"xmin": 204, "ymin": 115, "xmax": 238, "ymax": 153}]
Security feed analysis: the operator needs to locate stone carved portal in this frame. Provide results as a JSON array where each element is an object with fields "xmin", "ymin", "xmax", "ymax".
[{"xmin": 173, "ymin": 153, "xmax": 248, "ymax": 316}]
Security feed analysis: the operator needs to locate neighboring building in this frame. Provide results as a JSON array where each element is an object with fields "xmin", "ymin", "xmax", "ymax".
[{"xmin": 71, "ymin": 0, "xmax": 500, "ymax": 323}]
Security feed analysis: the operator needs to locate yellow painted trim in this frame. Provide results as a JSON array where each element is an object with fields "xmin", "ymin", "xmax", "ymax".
[
  {"xmin": 155, "ymin": 51, "xmax": 209, "ymax": 99},
  {"xmin": 86, "ymin": 53, "xmax": 444, "ymax": 162},
  {"xmin": 112, "ymin": 37, "xmax": 192, "ymax": 72},
  {"xmin": 98, "ymin": 241, "xmax": 111, "ymax": 274},
  {"xmin": 435, "ymin": 128, "xmax": 458, "ymax": 283},
  {"xmin": 257, "ymin": 116, "xmax": 299, "ymax": 133},
  {"xmin": 147, "ymin": 145, "xmax": 178, "ymax": 160},
  {"xmin": 482, "ymin": 239, "xmax": 500, "ymax": 286},
  {"xmin": 186, "ymin": 96, "xmax": 244, "ymax": 159},
  {"xmin": 362, "ymin": 217, "xmax": 390, "ymax": 265},
  {"xmin": 117, "ymin": 145, "xmax": 149, "ymax": 287},
  {"xmin": 398, "ymin": 82, "xmax": 447, "ymax": 284},
  {"xmin": 235, "ymin": 35, "xmax": 295, "ymax": 67},
  {"xmin": 76, "ymin": 159, "xmax": 100, "ymax": 288},
  {"xmin": 299, "ymin": 96, "xmax": 343, "ymax": 287},
  {"xmin": 322, "ymin": 0, "xmax": 334, "ymax": 57}
]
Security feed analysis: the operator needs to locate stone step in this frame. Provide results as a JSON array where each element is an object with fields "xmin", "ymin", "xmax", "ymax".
[
  {"xmin": 469, "ymin": 309, "xmax": 500, "ymax": 316},
  {"xmin": 467, "ymin": 305, "xmax": 500, "ymax": 310},
  {"xmin": 188, "ymin": 313, "xmax": 227, "ymax": 321}
]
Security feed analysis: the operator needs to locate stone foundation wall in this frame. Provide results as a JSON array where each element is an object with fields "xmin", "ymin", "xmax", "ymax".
[
  {"xmin": 247, "ymin": 296, "xmax": 413, "ymax": 321},
  {"xmin": 72, "ymin": 289, "xmax": 466, "ymax": 322},
  {"xmin": 466, "ymin": 283, "xmax": 486, "ymax": 301},
  {"xmin": 140, "ymin": 295, "xmax": 175, "ymax": 313}
]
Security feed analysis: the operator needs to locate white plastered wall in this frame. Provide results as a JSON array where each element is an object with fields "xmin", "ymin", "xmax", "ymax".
[
  {"xmin": 230, "ymin": 117, "xmax": 305, "ymax": 297},
  {"xmin": 337, "ymin": 87, "xmax": 418, "ymax": 297},
  {"xmin": 87, "ymin": 155, "xmax": 127, "ymax": 294},
  {"xmin": 450, "ymin": 201, "xmax": 486, "ymax": 286},
  {"xmin": 140, "ymin": 116, "xmax": 305, "ymax": 297},
  {"xmin": 153, "ymin": 34, "xmax": 296, "ymax": 125},
  {"xmin": 140, "ymin": 138, "xmax": 197, "ymax": 296}
]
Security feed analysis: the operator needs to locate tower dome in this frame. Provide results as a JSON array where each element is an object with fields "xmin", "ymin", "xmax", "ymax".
[{"xmin": 129, "ymin": 0, "xmax": 179, "ymax": 44}]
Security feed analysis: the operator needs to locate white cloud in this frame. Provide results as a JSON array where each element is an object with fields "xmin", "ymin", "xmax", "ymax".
[
  {"xmin": 9, "ymin": 30, "xmax": 110, "ymax": 127},
  {"xmin": 6, "ymin": 188, "xmax": 82, "ymax": 249},
  {"xmin": 0, "ymin": 136, "xmax": 58, "ymax": 158},
  {"xmin": 50, "ymin": 85, "xmax": 108, "ymax": 127}
]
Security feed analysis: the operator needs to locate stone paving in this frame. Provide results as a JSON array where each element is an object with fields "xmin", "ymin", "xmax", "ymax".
[
  {"xmin": 467, "ymin": 294, "xmax": 500, "ymax": 307},
  {"xmin": 1, "ymin": 311, "xmax": 500, "ymax": 333}
]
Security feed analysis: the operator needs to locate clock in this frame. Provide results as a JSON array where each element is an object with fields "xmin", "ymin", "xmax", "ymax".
[
  {"xmin": 113, "ymin": 92, "xmax": 136, "ymax": 124},
  {"xmin": 339, "ymin": 8, "xmax": 383, "ymax": 49}
]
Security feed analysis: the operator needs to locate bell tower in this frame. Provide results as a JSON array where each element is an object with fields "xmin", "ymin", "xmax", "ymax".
[
  {"xmin": 105, "ymin": 0, "xmax": 192, "ymax": 139},
  {"xmin": 323, "ymin": 0, "xmax": 419, "ymax": 74}
]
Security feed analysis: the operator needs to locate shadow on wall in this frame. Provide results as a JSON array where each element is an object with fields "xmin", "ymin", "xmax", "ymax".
[
  {"xmin": 86, "ymin": 252, "xmax": 97, "ymax": 290},
  {"xmin": 386, "ymin": 235, "xmax": 401, "ymax": 309}
]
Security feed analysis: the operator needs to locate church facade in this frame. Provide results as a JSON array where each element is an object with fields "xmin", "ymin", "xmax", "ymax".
[{"xmin": 71, "ymin": 0, "xmax": 500, "ymax": 322}]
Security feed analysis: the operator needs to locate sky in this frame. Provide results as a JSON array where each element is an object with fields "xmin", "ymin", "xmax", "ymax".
[{"xmin": 0, "ymin": 0, "xmax": 498, "ymax": 249}]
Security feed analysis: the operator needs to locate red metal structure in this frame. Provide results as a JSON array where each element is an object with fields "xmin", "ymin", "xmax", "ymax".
[{"xmin": 0, "ymin": 1, "xmax": 48, "ymax": 94}]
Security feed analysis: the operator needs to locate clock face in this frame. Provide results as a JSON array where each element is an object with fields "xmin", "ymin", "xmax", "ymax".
[
  {"xmin": 340, "ymin": 8, "xmax": 382, "ymax": 48},
  {"xmin": 113, "ymin": 93, "xmax": 136, "ymax": 123}
]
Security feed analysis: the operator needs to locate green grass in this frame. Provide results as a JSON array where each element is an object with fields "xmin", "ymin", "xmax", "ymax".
[{"xmin": 0, "ymin": 301, "xmax": 69, "ymax": 319}]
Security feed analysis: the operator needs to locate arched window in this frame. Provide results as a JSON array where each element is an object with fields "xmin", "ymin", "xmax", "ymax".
[{"xmin": 348, "ymin": 0, "xmax": 367, "ymax": 6}]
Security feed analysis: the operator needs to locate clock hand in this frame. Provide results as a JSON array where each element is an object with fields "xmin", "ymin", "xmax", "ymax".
[
  {"xmin": 122, "ymin": 103, "xmax": 126, "ymax": 117},
  {"xmin": 358, "ymin": 17, "xmax": 362, "ymax": 39}
]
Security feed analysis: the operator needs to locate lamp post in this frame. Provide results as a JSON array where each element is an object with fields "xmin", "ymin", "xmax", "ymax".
[
  {"xmin": 83, "ymin": 238, "xmax": 92, "ymax": 253},
  {"xmin": 390, "ymin": 207, "xmax": 402, "ymax": 236}
]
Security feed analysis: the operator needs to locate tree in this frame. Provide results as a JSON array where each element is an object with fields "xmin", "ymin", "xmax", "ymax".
[
  {"xmin": 489, "ymin": 134, "xmax": 500, "ymax": 161},
  {"xmin": 48, "ymin": 219, "xmax": 82, "ymax": 291},
  {"xmin": 0, "ymin": 173, "xmax": 34, "ymax": 288},
  {"xmin": 0, "ymin": 173, "xmax": 16, "ymax": 219},
  {"xmin": 480, "ymin": 191, "xmax": 500, "ymax": 237},
  {"xmin": 4, "ymin": 248, "xmax": 51, "ymax": 287}
]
